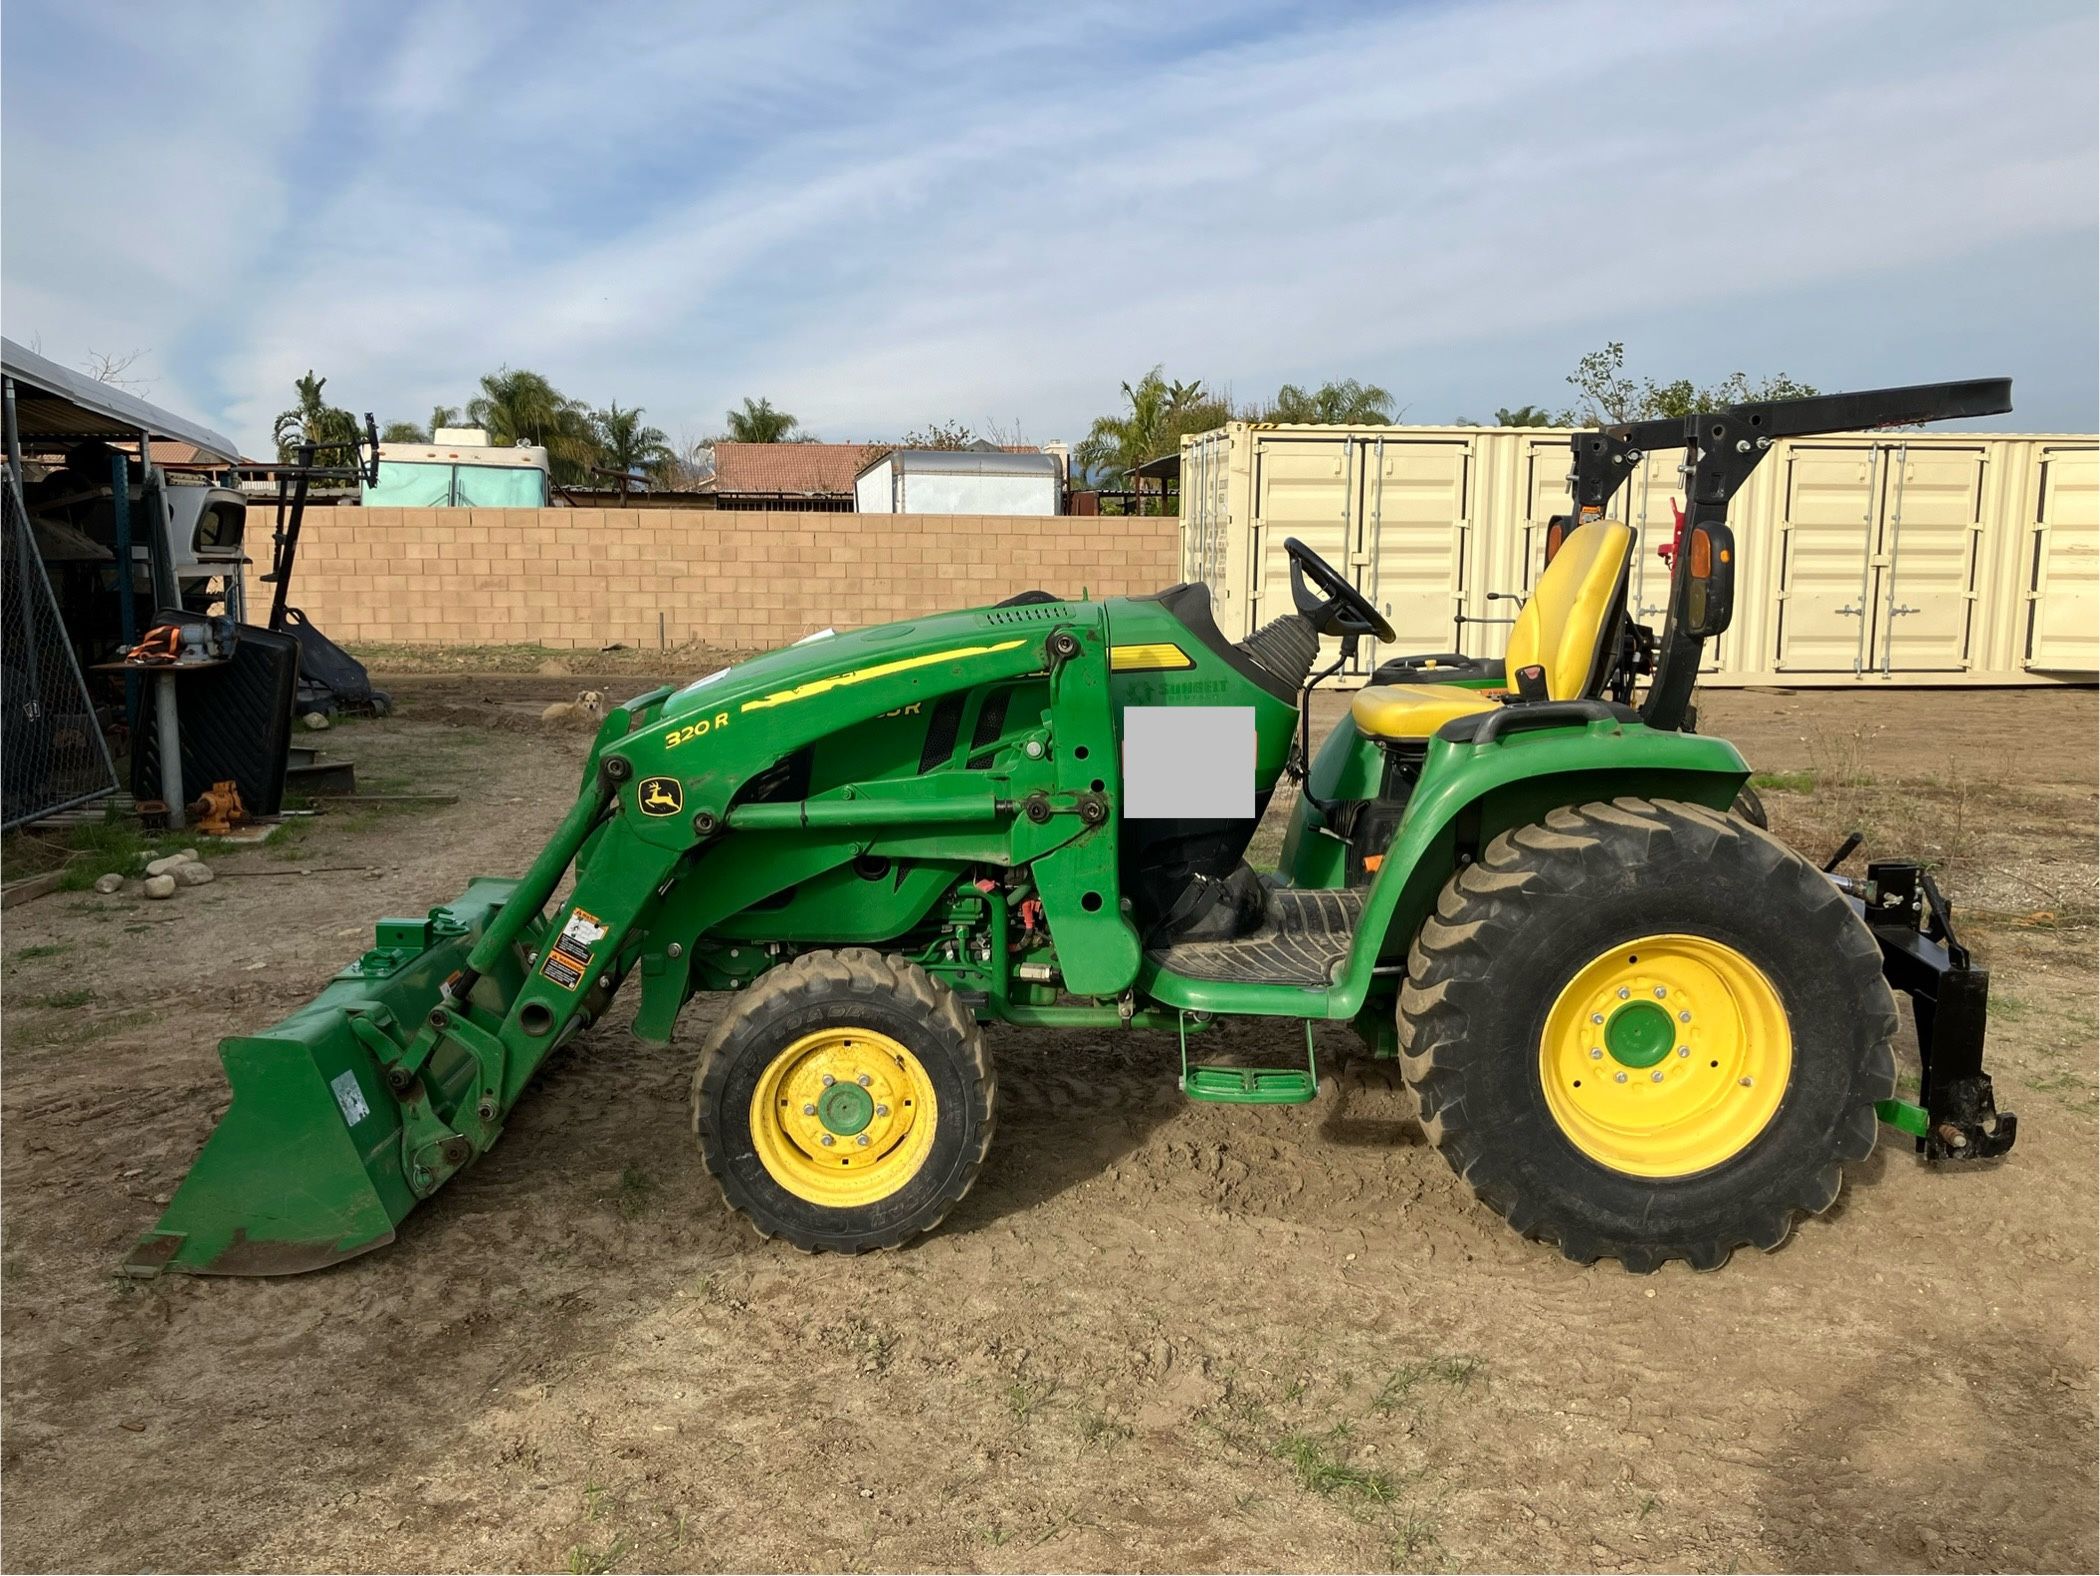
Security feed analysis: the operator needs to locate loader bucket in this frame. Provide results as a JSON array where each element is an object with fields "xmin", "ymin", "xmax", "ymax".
[{"xmin": 124, "ymin": 878, "xmax": 527, "ymax": 1277}]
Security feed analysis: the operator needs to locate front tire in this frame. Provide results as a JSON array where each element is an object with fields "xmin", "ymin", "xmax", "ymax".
[
  {"xmin": 1399, "ymin": 798, "xmax": 1895, "ymax": 1272},
  {"xmin": 693, "ymin": 948, "xmax": 995, "ymax": 1253}
]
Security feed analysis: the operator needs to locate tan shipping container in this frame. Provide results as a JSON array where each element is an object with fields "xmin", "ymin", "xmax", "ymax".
[{"xmin": 1177, "ymin": 423, "xmax": 2098, "ymax": 686}]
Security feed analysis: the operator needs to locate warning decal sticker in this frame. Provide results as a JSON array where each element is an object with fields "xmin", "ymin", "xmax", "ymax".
[
  {"xmin": 541, "ymin": 907, "xmax": 607, "ymax": 990},
  {"xmin": 331, "ymin": 1068, "xmax": 371, "ymax": 1129}
]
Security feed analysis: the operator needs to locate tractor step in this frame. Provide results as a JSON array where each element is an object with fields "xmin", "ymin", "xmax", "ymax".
[
  {"xmin": 1178, "ymin": 1016, "xmax": 1320, "ymax": 1105},
  {"xmin": 1181, "ymin": 1064, "xmax": 1319, "ymax": 1104}
]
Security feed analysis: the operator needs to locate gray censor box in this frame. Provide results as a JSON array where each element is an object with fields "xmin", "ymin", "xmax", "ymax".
[{"xmin": 1122, "ymin": 706, "xmax": 1255, "ymax": 820}]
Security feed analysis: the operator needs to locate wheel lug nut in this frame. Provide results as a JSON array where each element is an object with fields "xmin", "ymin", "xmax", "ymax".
[
  {"xmin": 1614, "ymin": 1071, "xmax": 1629, "ymax": 1084},
  {"xmin": 1679, "ymin": 1010, "xmax": 1692, "ymax": 1023},
  {"xmin": 857, "ymin": 1073, "xmax": 872, "ymax": 1087},
  {"xmin": 1651, "ymin": 1070, "xmax": 1664, "ymax": 1082},
  {"xmin": 1617, "ymin": 987, "xmax": 1630, "ymax": 1000},
  {"xmin": 875, "ymin": 1104, "xmax": 889, "ymax": 1116},
  {"xmin": 1654, "ymin": 986, "xmax": 1668, "ymax": 999},
  {"xmin": 1739, "ymin": 1076, "xmax": 1754, "ymax": 1087},
  {"xmin": 821, "ymin": 1073, "xmax": 836, "ymax": 1086},
  {"xmin": 856, "ymin": 1134, "xmax": 870, "ymax": 1147},
  {"xmin": 1677, "ymin": 1046, "xmax": 1690, "ymax": 1058},
  {"xmin": 820, "ymin": 1134, "xmax": 835, "ymax": 1146},
  {"xmin": 1591, "ymin": 1013, "xmax": 1604, "ymax": 1025},
  {"xmin": 1589, "ymin": 1047, "xmax": 1604, "ymax": 1061},
  {"xmin": 802, "ymin": 1102, "xmax": 817, "ymax": 1115}
]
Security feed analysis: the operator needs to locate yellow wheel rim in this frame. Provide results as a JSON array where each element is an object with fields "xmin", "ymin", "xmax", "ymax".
[
  {"xmin": 748, "ymin": 1028, "xmax": 938, "ymax": 1208},
  {"xmin": 1539, "ymin": 933, "xmax": 1792, "ymax": 1178}
]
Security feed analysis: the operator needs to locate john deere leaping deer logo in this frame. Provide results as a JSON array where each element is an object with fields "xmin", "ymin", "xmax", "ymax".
[{"xmin": 637, "ymin": 777, "xmax": 684, "ymax": 817}]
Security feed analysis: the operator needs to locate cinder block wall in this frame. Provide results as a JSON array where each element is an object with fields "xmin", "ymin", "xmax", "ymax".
[{"xmin": 285, "ymin": 508, "xmax": 1183, "ymax": 651}]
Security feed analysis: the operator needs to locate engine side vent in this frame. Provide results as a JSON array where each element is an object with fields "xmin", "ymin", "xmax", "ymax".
[
  {"xmin": 918, "ymin": 693, "xmax": 966, "ymax": 773},
  {"xmin": 984, "ymin": 602, "xmax": 1075, "ymax": 625}
]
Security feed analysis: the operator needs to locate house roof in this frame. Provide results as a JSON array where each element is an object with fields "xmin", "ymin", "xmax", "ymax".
[
  {"xmin": 1, "ymin": 337, "xmax": 242, "ymax": 462},
  {"xmin": 702, "ymin": 442, "xmax": 870, "ymax": 497}
]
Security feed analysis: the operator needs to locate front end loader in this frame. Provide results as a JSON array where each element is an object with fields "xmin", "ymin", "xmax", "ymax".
[{"xmin": 127, "ymin": 378, "xmax": 2017, "ymax": 1279}]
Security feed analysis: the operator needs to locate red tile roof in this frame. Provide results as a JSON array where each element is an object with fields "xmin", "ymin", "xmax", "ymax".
[{"xmin": 703, "ymin": 442, "xmax": 872, "ymax": 497}]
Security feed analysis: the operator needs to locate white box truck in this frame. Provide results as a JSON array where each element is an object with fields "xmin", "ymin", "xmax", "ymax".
[{"xmin": 854, "ymin": 448, "xmax": 1062, "ymax": 515}]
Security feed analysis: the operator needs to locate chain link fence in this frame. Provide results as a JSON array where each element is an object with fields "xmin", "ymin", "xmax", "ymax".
[{"xmin": 3, "ymin": 472, "xmax": 118, "ymax": 830}]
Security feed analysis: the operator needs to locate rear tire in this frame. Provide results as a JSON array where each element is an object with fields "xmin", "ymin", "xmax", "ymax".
[
  {"xmin": 693, "ymin": 948, "xmax": 994, "ymax": 1253},
  {"xmin": 1399, "ymin": 798, "xmax": 1895, "ymax": 1272}
]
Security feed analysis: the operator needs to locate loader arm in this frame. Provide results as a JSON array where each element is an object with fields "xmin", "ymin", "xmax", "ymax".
[{"xmin": 130, "ymin": 611, "xmax": 1138, "ymax": 1275}]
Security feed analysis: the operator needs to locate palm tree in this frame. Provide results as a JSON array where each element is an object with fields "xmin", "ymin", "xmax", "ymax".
[
  {"xmin": 429, "ymin": 405, "xmax": 464, "ymax": 434},
  {"xmin": 1073, "ymin": 370, "xmax": 1170, "ymax": 488},
  {"xmin": 722, "ymin": 396, "xmax": 800, "ymax": 443},
  {"xmin": 1263, "ymin": 378, "xmax": 1397, "ymax": 424},
  {"xmin": 594, "ymin": 402, "xmax": 674, "ymax": 495},
  {"xmin": 381, "ymin": 420, "xmax": 428, "ymax": 443},
  {"xmin": 273, "ymin": 371, "xmax": 361, "ymax": 460},
  {"xmin": 1494, "ymin": 404, "xmax": 1557, "ymax": 427},
  {"xmin": 1073, "ymin": 368, "xmax": 1227, "ymax": 513},
  {"xmin": 466, "ymin": 367, "xmax": 601, "ymax": 484}
]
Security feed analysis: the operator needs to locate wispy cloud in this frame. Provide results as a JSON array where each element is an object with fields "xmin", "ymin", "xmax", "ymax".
[{"xmin": 5, "ymin": 0, "xmax": 2094, "ymax": 451}]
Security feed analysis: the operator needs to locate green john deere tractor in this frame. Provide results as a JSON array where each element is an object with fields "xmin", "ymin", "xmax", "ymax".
[{"xmin": 126, "ymin": 380, "xmax": 2017, "ymax": 1279}]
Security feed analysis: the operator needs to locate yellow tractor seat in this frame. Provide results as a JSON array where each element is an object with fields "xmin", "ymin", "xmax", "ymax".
[
  {"xmin": 1351, "ymin": 519, "xmax": 1635, "ymax": 742},
  {"xmin": 1350, "ymin": 682, "xmax": 1498, "ymax": 740}
]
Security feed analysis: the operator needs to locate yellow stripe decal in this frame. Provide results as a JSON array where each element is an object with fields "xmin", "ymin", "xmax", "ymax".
[
  {"xmin": 1109, "ymin": 642, "xmax": 1194, "ymax": 672},
  {"xmin": 741, "ymin": 639, "xmax": 1029, "ymax": 712}
]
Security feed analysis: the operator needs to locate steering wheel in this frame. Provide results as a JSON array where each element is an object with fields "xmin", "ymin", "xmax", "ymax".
[{"xmin": 1284, "ymin": 537, "xmax": 1396, "ymax": 642}]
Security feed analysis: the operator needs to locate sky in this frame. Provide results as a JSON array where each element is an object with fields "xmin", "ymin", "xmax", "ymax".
[{"xmin": 3, "ymin": 0, "xmax": 2096, "ymax": 456}]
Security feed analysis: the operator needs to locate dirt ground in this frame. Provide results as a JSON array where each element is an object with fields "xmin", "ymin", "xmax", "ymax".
[{"xmin": 2, "ymin": 672, "xmax": 2094, "ymax": 1574}]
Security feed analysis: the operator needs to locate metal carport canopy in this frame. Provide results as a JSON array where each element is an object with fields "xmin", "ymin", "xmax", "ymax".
[{"xmin": 1, "ymin": 336, "xmax": 241, "ymax": 462}]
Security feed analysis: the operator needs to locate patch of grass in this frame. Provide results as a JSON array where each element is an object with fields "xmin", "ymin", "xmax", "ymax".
[
  {"xmin": 614, "ymin": 1166, "xmax": 653, "ymax": 1221},
  {"xmin": 1370, "ymin": 1355, "xmax": 1483, "ymax": 1415},
  {"xmin": 14, "ymin": 1008, "xmax": 153, "ymax": 1051},
  {"xmin": 13, "ymin": 942, "xmax": 69, "ymax": 960},
  {"xmin": 1272, "ymin": 1425, "xmax": 1395, "ymax": 1504},
  {"xmin": 977, "ymin": 1522, "xmax": 1012, "ymax": 1548},
  {"xmin": 33, "ymin": 988, "xmax": 95, "ymax": 1009},
  {"xmin": 1004, "ymin": 1376, "xmax": 1059, "ymax": 1423},
  {"xmin": 565, "ymin": 1537, "xmax": 628, "ymax": 1574},
  {"xmin": 268, "ymin": 820, "xmax": 316, "ymax": 862},
  {"xmin": 1988, "ymin": 992, "xmax": 2036, "ymax": 1023},
  {"xmin": 54, "ymin": 817, "xmax": 159, "ymax": 891},
  {"xmin": 2027, "ymin": 1068, "xmax": 2098, "ymax": 1115},
  {"xmin": 1389, "ymin": 1501, "xmax": 1445, "ymax": 1571},
  {"xmin": 1750, "ymin": 769, "xmax": 1817, "ymax": 794},
  {"xmin": 1075, "ymin": 1407, "xmax": 1133, "ymax": 1451}
]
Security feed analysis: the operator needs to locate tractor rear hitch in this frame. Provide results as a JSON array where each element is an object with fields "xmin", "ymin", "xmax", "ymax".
[{"xmin": 1842, "ymin": 859, "xmax": 2017, "ymax": 1162}]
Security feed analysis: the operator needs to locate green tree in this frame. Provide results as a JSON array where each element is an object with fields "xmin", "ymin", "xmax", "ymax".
[
  {"xmin": 272, "ymin": 371, "xmax": 360, "ymax": 460},
  {"xmin": 380, "ymin": 420, "xmax": 428, "ymax": 443},
  {"xmin": 429, "ymin": 405, "xmax": 463, "ymax": 433},
  {"xmin": 899, "ymin": 419, "xmax": 978, "ymax": 450},
  {"xmin": 1260, "ymin": 378, "xmax": 1397, "ymax": 424},
  {"xmin": 1558, "ymin": 342, "xmax": 1818, "ymax": 426},
  {"xmin": 465, "ymin": 367, "xmax": 601, "ymax": 484},
  {"xmin": 1074, "ymin": 368, "xmax": 1237, "ymax": 511},
  {"xmin": 1494, "ymin": 404, "xmax": 1557, "ymax": 427},
  {"xmin": 593, "ymin": 401, "xmax": 674, "ymax": 493},
  {"xmin": 722, "ymin": 396, "xmax": 801, "ymax": 443}
]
